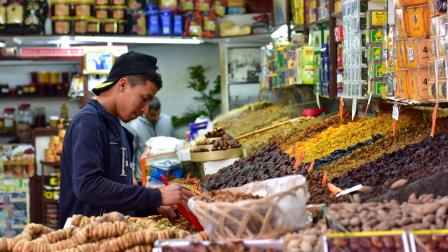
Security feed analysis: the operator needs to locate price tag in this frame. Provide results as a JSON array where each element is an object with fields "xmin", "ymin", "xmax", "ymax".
[
  {"xmin": 352, "ymin": 98, "xmax": 357, "ymax": 121},
  {"xmin": 407, "ymin": 47, "xmax": 414, "ymax": 62},
  {"xmin": 316, "ymin": 92, "xmax": 321, "ymax": 109},
  {"xmin": 431, "ymin": 103, "xmax": 439, "ymax": 138},
  {"xmin": 307, "ymin": 160, "xmax": 316, "ymax": 173},
  {"xmin": 327, "ymin": 183, "xmax": 343, "ymax": 195},
  {"xmin": 365, "ymin": 93, "xmax": 373, "ymax": 115},
  {"xmin": 293, "ymin": 151, "xmax": 305, "ymax": 171},
  {"xmin": 392, "ymin": 104, "xmax": 399, "ymax": 120},
  {"xmin": 274, "ymin": 129, "xmax": 279, "ymax": 145},
  {"xmin": 336, "ymin": 184, "xmax": 363, "ymax": 197}
]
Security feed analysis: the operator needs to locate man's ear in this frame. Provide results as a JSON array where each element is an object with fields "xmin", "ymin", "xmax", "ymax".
[{"xmin": 116, "ymin": 78, "xmax": 128, "ymax": 92}]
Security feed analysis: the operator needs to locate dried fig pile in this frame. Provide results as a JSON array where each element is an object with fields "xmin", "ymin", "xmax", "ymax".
[
  {"xmin": 203, "ymin": 144, "xmax": 295, "ymax": 191},
  {"xmin": 327, "ymin": 235, "xmax": 406, "ymax": 252},
  {"xmin": 332, "ymin": 133, "xmax": 448, "ymax": 200},
  {"xmin": 0, "ymin": 212, "xmax": 191, "ymax": 252},
  {"xmin": 327, "ymin": 194, "xmax": 448, "ymax": 232}
]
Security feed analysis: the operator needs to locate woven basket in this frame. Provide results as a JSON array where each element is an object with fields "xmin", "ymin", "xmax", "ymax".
[{"xmin": 188, "ymin": 175, "xmax": 311, "ymax": 241}]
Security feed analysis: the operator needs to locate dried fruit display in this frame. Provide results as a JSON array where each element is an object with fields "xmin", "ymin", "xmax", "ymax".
[
  {"xmin": 214, "ymin": 104, "xmax": 300, "ymax": 137},
  {"xmin": 326, "ymin": 233, "xmax": 407, "ymax": 252},
  {"xmin": 332, "ymin": 132, "xmax": 448, "ymax": 201},
  {"xmin": 284, "ymin": 112, "xmax": 416, "ymax": 163},
  {"xmin": 305, "ymin": 173, "xmax": 349, "ymax": 205},
  {"xmin": 195, "ymin": 191, "xmax": 260, "ymax": 203},
  {"xmin": 326, "ymin": 194, "xmax": 448, "ymax": 232},
  {"xmin": 205, "ymin": 128, "xmax": 226, "ymax": 138},
  {"xmin": 212, "ymin": 100, "xmax": 271, "ymax": 125},
  {"xmin": 203, "ymin": 144, "xmax": 295, "ymax": 191},
  {"xmin": 411, "ymin": 232, "xmax": 448, "ymax": 252},
  {"xmin": 0, "ymin": 212, "xmax": 191, "ymax": 252},
  {"xmin": 239, "ymin": 117, "xmax": 314, "ymax": 156},
  {"xmin": 323, "ymin": 113, "xmax": 431, "ymax": 179},
  {"xmin": 283, "ymin": 221, "xmax": 329, "ymax": 252}
]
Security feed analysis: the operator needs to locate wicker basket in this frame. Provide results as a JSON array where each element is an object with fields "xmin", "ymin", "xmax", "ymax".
[{"xmin": 188, "ymin": 175, "xmax": 311, "ymax": 241}]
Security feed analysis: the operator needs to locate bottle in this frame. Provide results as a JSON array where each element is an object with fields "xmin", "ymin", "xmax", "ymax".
[
  {"xmin": 60, "ymin": 103, "xmax": 69, "ymax": 122},
  {"xmin": 4, "ymin": 108, "xmax": 16, "ymax": 133},
  {"xmin": 17, "ymin": 103, "xmax": 33, "ymax": 125}
]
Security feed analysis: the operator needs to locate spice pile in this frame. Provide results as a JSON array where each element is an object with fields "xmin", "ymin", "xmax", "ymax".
[
  {"xmin": 327, "ymin": 194, "xmax": 448, "ymax": 232},
  {"xmin": 214, "ymin": 104, "xmax": 300, "ymax": 137},
  {"xmin": 203, "ymin": 144, "xmax": 294, "ymax": 191},
  {"xmin": 0, "ymin": 212, "xmax": 190, "ymax": 252},
  {"xmin": 332, "ymin": 132, "xmax": 448, "ymax": 201}
]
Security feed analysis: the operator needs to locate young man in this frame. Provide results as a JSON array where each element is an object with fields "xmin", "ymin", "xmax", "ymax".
[
  {"xmin": 59, "ymin": 51, "xmax": 192, "ymax": 228},
  {"xmin": 125, "ymin": 97, "xmax": 175, "ymax": 183},
  {"xmin": 8, "ymin": 121, "xmax": 32, "ymax": 144}
]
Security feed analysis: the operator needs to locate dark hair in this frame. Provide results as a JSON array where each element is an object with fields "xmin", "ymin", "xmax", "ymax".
[
  {"xmin": 149, "ymin": 97, "xmax": 161, "ymax": 111},
  {"xmin": 126, "ymin": 73, "xmax": 163, "ymax": 90}
]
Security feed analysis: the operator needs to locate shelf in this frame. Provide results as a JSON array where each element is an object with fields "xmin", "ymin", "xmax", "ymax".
[
  {"xmin": 317, "ymin": 18, "xmax": 330, "ymax": 24},
  {"xmin": 42, "ymin": 198, "xmax": 59, "ymax": 204},
  {"xmin": 3, "ymin": 161, "xmax": 34, "ymax": 166},
  {"xmin": 295, "ymin": 25, "xmax": 305, "ymax": 32},
  {"xmin": 0, "ymin": 34, "xmax": 273, "ymax": 46},
  {"xmin": 305, "ymin": 22, "xmax": 318, "ymax": 29},
  {"xmin": 0, "ymin": 131, "xmax": 15, "ymax": 137},
  {"xmin": 228, "ymin": 82, "xmax": 260, "ymax": 85},
  {"xmin": 0, "ymin": 94, "xmax": 70, "ymax": 99},
  {"xmin": 41, "ymin": 161, "xmax": 61, "ymax": 167}
]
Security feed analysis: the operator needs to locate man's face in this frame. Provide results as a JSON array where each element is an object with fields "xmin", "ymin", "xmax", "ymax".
[
  {"xmin": 116, "ymin": 79, "xmax": 158, "ymax": 123},
  {"xmin": 17, "ymin": 123, "xmax": 32, "ymax": 143},
  {"xmin": 146, "ymin": 109, "xmax": 160, "ymax": 124}
]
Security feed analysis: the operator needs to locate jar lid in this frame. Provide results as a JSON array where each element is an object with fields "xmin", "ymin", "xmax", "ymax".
[
  {"xmin": 51, "ymin": 16, "xmax": 72, "ymax": 20},
  {"xmin": 73, "ymin": 16, "xmax": 89, "ymax": 20},
  {"xmin": 111, "ymin": 5, "xmax": 127, "ymax": 9},
  {"xmin": 19, "ymin": 103, "xmax": 31, "ymax": 109},
  {"xmin": 49, "ymin": 116, "xmax": 60, "ymax": 120},
  {"xmin": 4, "ymin": 108, "xmax": 15, "ymax": 113}
]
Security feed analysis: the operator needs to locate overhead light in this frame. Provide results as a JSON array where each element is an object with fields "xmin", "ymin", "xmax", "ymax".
[
  {"xmin": 73, "ymin": 36, "xmax": 204, "ymax": 44},
  {"xmin": 271, "ymin": 24, "xmax": 288, "ymax": 39},
  {"xmin": 0, "ymin": 41, "xmax": 5, "ymax": 47}
]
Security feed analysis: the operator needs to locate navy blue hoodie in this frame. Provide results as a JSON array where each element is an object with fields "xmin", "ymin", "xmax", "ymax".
[{"xmin": 58, "ymin": 100, "xmax": 161, "ymax": 228}]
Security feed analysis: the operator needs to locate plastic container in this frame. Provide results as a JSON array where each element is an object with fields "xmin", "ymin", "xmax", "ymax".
[
  {"xmin": 395, "ymin": 8, "xmax": 407, "ymax": 38},
  {"xmin": 396, "ymin": 40, "xmax": 408, "ymax": 69},
  {"xmin": 112, "ymin": 0, "xmax": 126, "ymax": 4},
  {"xmin": 117, "ymin": 19, "xmax": 126, "ymax": 34},
  {"xmin": 111, "ymin": 5, "xmax": 126, "ymax": 19},
  {"xmin": 17, "ymin": 103, "xmax": 33, "ymax": 125},
  {"xmin": 151, "ymin": 159, "xmax": 183, "ymax": 180},
  {"xmin": 94, "ymin": 5, "xmax": 110, "ymax": 19},
  {"xmin": 409, "ymin": 68, "xmax": 434, "ymax": 101},
  {"xmin": 4, "ymin": 108, "xmax": 16, "ymax": 133},
  {"xmin": 52, "ymin": 16, "xmax": 71, "ymax": 35}
]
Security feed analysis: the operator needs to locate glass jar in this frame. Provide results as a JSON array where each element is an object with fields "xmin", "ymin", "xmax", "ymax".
[
  {"xmin": 95, "ymin": 0, "xmax": 109, "ymax": 4},
  {"xmin": 38, "ymin": 71, "xmax": 50, "ymax": 85},
  {"xmin": 103, "ymin": 18, "xmax": 118, "ymax": 34},
  {"xmin": 74, "ymin": 2, "xmax": 92, "ymax": 17},
  {"xmin": 0, "ymin": 117, "xmax": 5, "ymax": 132},
  {"xmin": 112, "ymin": 0, "xmax": 126, "ymax": 5},
  {"xmin": 87, "ymin": 18, "xmax": 100, "ymax": 34},
  {"xmin": 111, "ymin": 5, "xmax": 126, "ymax": 19},
  {"xmin": 4, "ymin": 108, "xmax": 16, "ymax": 133},
  {"xmin": 94, "ymin": 5, "xmax": 110, "ymax": 19},
  {"xmin": 117, "ymin": 19, "xmax": 126, "ymax": 34},
  {"xmin": 52, "ymin": 1, "xmax": 71, "ymax": 17},
  {"xmin": 52, "ymin": 16, "xmax": 71, "ymax": 35},
  {"xmin": 73, "ymin": 17, "xmax": 88, "ymax": 34},
  {"xmin": 18, "ymin": 103, "xmax": 33, "ymax": 125},
  {"xmin": 34, "ymin": 107, "xmax": 46, "ymax": 128}
]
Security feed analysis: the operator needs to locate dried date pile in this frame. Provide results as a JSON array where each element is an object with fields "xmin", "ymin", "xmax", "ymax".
[
  {"xmin": 327, "ymin": 193, "xmax": 448, "ymax": 232},
  {"xmin": 195, "ymin": 190, "xmax": 260, "ymax": 203},
  {"xmin": 203, "ymin": 144, "xmax": 295, "ymax": 191},
  {"xmin": 211, "ymin": 135, "xmax": 241, "ymax": 151},
  {"xmin": 332, "ymin": 133, "xmax": 448, "ymax": 200},
  {"xmin": 0, "ymin": 212, "xmax": 190, "ymax": 252},
  {"xmin": 205, "ymin": 128, "xmax": 226, "ymax": 138},
  {"xmin": 327, "ymin": 235, "xmax": 406, "ymax": 252},
  {"xmin": 413, "ymin": 233, "xmax": 448, "ymax": 251}
]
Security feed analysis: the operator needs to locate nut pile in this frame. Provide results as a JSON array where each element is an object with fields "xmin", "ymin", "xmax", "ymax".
[
  {"xmin": 195, "ymin": 191, "xmax": 260, "ymax": 203},
  {"xmin": 0, "ymin": 212, "xmax": 190, "ymax": 252},
  {"xmin": 332, "ymin": 132, "xmax": 448, "ymax": 200},
  {"xmin": 327, "ymin": 235, "xmax": 406, "ymax": 252},
  {"xmin": 203, "ymin": 144, "xmax": 295, "ymax": 191},
  {"xmin": 283, "ymin": 221, "xmax": 329, "ymax": 252},
  {"xmin": 205, "ymin": 128, "xmax": 226, "ymax": 138},
  {"xmin": 327, "ymin": 194, "xmax": 448, "ymax": 232},
  {"xmin": 212, "ymin": 136, "xmax": 241, "ymax": 151}
]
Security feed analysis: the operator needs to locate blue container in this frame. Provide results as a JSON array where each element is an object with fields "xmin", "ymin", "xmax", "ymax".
[
  {"xmin": 173, "ymin": 14, "xmax": 183, "ymax": 36},
  {"xmin": 188, "ymin": 121, "xmax": 209, "ymax": 141},
  {"xmin": 148, "ymin": 13, "xmax": 161, "ymax": 35},
  {"xmin": 160, "ymin": 10, "xmax": 172, "ymax": 36},
  {"xmin": 151, "ymin": 159, "xmax": 183, "ymax": 180}
]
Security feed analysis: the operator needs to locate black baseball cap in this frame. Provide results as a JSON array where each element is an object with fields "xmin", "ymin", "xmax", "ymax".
[{"xmin": 92, "ymin": 51, "xmax": 159, "ymax": 96}]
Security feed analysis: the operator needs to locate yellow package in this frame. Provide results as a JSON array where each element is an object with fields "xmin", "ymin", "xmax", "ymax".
[
  {"xmin": 395, "ymin": 70, "xmax": 408, "ymax": 98},
  {"xmin": 402, "ymin": 0, "xmax": 428, "ymax": 6},
  {"xmin": 405, "ymin": 38, "xmax": 430, "ymax": 68},
  {"xmin": 396, "ymin": 40, "xmax": 408, "ymax": 69},
  {"xmin": 409, "ymin": 68, "xmax": 432, "ymax": 101},
  {"xmin": 404, "ymin": 6, "xmax": 429, "ymax": 37}
]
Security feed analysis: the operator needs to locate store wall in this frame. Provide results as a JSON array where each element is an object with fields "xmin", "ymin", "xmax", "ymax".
[{"xmin": 129, "ymin": 44, "xmax": 220, "ymax": 118}]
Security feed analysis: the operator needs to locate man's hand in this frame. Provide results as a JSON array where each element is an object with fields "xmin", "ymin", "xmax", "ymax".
[
  {"xmin": 159, "ymin": 183, "xmax": 194, "ymax": 206},
  {"xmin": 157, "ymin": 206, "xmax": 177, "ymax": 219}
]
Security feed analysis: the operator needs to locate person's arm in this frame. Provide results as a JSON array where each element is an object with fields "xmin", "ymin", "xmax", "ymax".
[{"xmin": 70, "ymin": 117, "xmax": 162, "ymax": 213}]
